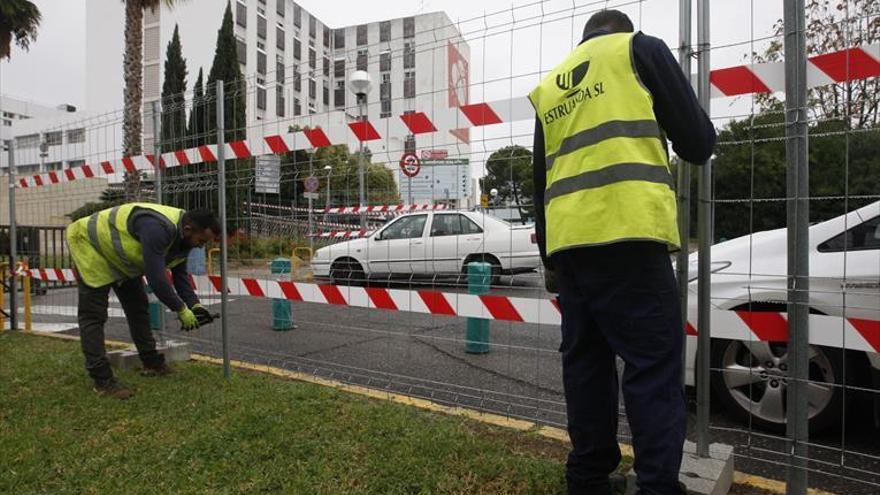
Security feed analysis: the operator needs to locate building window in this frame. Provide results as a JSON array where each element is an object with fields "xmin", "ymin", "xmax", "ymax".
[
  {"xmin": 323, "ymin": 27, "xmax": 330, "ymax": 48},
  {"xmin": 276, "ymin": 86, "xmax": 285, "ymax": 117},
  {"xmin": 276, "ymin": 27, "xmax": 285, "ymax": 50},
  {"xmin": 236, "ymin": 38, "xmax": 247, "ymax": 64},
  {"xmin": 257, "ymin": 14, "xmax": 267, "ymax": 39},
  {"xmin": 309, "ymin": 103, "xmax": 316, "ymax": 115},
  {"xmin": 356, "ymin": 49, "xmax": 368, "ymax": 71},
  {"xmin": 46, "ymin": 161, "xmax": 63, "ymax": 171},
  {"xmin": 293, "ymin": 38, "xmax": 301, "ymax": 60},
  {"xmin": 380, "ymin": 21, "xmax": 391, "ymax": 42},
  {"xmin": 236, "ymin": 1, "xmax": 247, "ymax": 27},
  {"xmin": 381, "ymin": 99, "xmax": 391, "ymax": 118},
  {"xmin": 257, "ymin": 51, "xmax": 267, "ymax": 75},
  {"xmin": 334, "ymin": 29, "xmax": 345, "ymax": 49},
  {"xmin": 257, "ymin": 86, "xmax": 267, "ymax": 110},
  {"xmin": 309, "ymin": 78, "xmax": 316, "ymax": 100},
  {"xmin": 404, "ymin": 71, "xmax": 415, "ymax": 99},
  {"xmin": 294, "ymin": 97, "xmax": 301, "ymax": 115},
  {"xmin": 15, "ymin": 134, "xmax": 39, "ymax": 148},
  {"xmin": 308, "ymin": 47, "xmax": 316, "ymax": 69},
  {"xmin": 309, "ymin": 15, "xmax": 316, "ymax": 38},
  {"xmin": 334, "ymin": 58, "xmax": 345, "ymax": 78},
  {"xmin": 67, "ymin": 128, "xmax": 85, "ymax": 143},
  {"xmin": 294, "ymin": 71, "xmax": 302, "ymax": 92},
  {"xmin": 404, "ymin": 42, "xmax": 415, "ymax": 69},
  {"xmin": 335, "ymin": 81, "xmax": 345, "ymax": 108},
  {"xmin": 323, "ymin": 56, "xmax": 330, "ymax": 77},
  {"xmin": 379, "ymin": 50, "xmax": 391, "ymax": 72},
  {"xmin": 357, "ymin": 24, "xmax": 367, "ymax": 46},
  {"xmin": 404, "ymin": 134, "xmax": 416, "ymax": 153},
  {"xmin": 294, "ymin": 4, "xmax": 301, "ymax": 28},
  {"xmin": 380, "ymin": 77, "xmax": 391, "ymax": 118},
  {"xmin": 404, "ymin": 17, "xmax": 415, "ymax": 38},
  {"xmin": 276, "ymin": 57, "xmax": 285, "ymax": 83},
  {"xmin": 45, "ymin": 131, "xmax": 63, "ymax": 146},
  {"xmin": 323, "ymin": 82, "xmax": 329, "ymax": 106},
  {"xmin": 276, "ymin": 0, "xmax": 284, "ymax": 17}
]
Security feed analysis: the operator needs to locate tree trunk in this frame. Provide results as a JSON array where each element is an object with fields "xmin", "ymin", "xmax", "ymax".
[{"xmin": 123, "ymin": 0, "xmax": 144, "ymax": 199}]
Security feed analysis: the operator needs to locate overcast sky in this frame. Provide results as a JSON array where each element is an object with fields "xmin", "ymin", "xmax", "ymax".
[{"xmin": 1, "ymin": 0, "xmax": 782, "ymax": 116}]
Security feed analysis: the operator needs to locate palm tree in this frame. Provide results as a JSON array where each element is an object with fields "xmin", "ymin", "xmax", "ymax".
[
  {"xmin": 0, "ymin": 0, "xmax": 42, "ymax": 60},
  {"xmin": 122, "ymin": 0, "xmax": 184, "ymax": 199}
]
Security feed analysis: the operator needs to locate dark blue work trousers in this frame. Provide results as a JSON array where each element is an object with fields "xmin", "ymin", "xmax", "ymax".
[{"xmin": 553, "ymin": 241, "xmax": 686, "ymax": 495}]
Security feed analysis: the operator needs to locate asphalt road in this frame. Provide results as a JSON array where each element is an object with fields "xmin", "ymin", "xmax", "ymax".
[{"xmin": 18, "ymin": 276, "xmax": 880, "ymax": 494}]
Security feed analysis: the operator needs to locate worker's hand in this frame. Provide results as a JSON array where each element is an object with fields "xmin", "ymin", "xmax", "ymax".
[
  {"xmin": 191, "ymin": 304, "xmax": 215, "ymax": 326},
  {"xmin": 177, "ymin": 307, "xmax": 200, "ymax": 331},
  {"xmin": 544, "ymin": 268, "xmax": 558, "ymax": 294}
]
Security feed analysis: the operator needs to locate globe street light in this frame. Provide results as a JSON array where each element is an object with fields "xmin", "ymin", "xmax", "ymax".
[{"xmin": 347, "ymin": 70, "xmax": 372, "ymax": 229}]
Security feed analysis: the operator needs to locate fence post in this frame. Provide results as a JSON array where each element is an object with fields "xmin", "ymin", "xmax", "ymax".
[
  {"xmin": 151, "ymin": 100, "xmax": 166, "ymax": 336},
  {"xmin": 695, "ymin": 0, "xmax": 713, "ymax": 458},
  {"xmin": 6, "ymin": 140, "xmax": 17, "ymax": 332},
  {"xmin": 783, "ymin": 0, "xmax": 810, "ymax": 492},
  {"xmin": 677, "ymin": 0, "xmax": 693, "ymax": 386},
  {"xmin": 217, "ymin": 80, "xmax": 231, "ymax": 379}
]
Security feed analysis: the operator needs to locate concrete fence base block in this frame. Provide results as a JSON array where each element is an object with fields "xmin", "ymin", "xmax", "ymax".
[
  {"xmin": 625, "ymin": 441, "xmax": 734, "ymax": 495},
  {"xmin": 106, "ymin": 340, "xmax": 191, "ymax": 371}
]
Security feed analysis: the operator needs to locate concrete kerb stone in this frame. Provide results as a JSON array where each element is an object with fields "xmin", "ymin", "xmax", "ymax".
[{"xmin": 106, "ymin": 339, "xmax": 191, "ymax": 370}]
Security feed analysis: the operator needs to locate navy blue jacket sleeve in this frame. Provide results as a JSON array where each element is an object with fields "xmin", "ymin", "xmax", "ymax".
[
  {"xmin": 632, "ymin": 32, "xmax": 716, "ymax": 164},
  {"xmin": 171, "ymin": 262, "xmax": 199, "ymax": 309},
  {"xmin": 532, "ymin": 117, "xmax": 550, "ymax": 269},
  {"xmin": 131, "ymin": 215, "xmax": 185, "ymax": 312}
]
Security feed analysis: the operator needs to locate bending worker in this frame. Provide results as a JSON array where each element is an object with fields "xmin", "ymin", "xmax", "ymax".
[
  {"xmin": 66, "ymin": 203, "xmax": 221, "ymax": 399},
  {"xmin": 529, "ymin": 10, "xmax": 715, "ymax": 495}
]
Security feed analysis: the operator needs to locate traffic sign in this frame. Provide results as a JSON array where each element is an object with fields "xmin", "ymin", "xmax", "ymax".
[
  {"xmin": 303, "ymin": 192, "xmax": 320, "ymax": 200},
  {"xmin": 304, "ymin": 176, "xmax": 319, "ymax": 193},
  {"xmin": 399, "ymin": 152, "xmax": 421, "ymax": 178}
]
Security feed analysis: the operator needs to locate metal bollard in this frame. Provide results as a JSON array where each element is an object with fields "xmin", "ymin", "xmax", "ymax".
[
  {"xmin": 145, "ymin": 284, "xmax": 163, "ymax": 332},
  {"xmin": 270, "ymin": 257, "xmax": 295, "ymax": 331},
  {"xmin": 465, "ymin": 262, "xmax": 492, "ymax": 354}
]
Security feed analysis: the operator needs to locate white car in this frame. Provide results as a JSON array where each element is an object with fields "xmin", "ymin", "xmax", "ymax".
[
  {"xmin": 685, "ymin": 201, "xmax": 880, "ymax": 431},
  {"xmin": 311, "ymin": 211, "xmax": 541, "ymax": 284}
]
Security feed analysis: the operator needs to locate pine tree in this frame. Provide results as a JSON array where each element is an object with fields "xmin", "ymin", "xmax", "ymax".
[
  {"xmin": 187, "ymin": 68, "xmax": 205, "ymax": 148},
  {"xmin": 206, "ymin": 1, "xmax": 246, "ymax": 143},
  {"xmin": 161, "ymin": 24, "xmax": 187, "ymax": 151}
]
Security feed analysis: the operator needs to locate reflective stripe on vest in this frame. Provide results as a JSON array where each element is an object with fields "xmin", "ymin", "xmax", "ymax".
[{"xmin": 528, "ymin": 32, "xmax": 680, "ymax": 254}]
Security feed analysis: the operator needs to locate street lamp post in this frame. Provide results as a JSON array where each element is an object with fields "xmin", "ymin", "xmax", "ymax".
[
  {"xmin": 347, "ymin": 70, "xmax": 373, "ymax": 229},
  {"xmin": 324, "ymin": 164, "xmax": 332, "ymax": 209}
]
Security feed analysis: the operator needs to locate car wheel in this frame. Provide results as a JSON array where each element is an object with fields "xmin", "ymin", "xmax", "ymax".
[
  {"xmin": 330, "ymin": 259, "xmax": 365, "ymax": 286},
  {"xmin": 710, "ymin": 339, "xmax": 846, "ymax": 433}
]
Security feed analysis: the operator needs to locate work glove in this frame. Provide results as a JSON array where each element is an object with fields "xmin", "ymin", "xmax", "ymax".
[
  {"xmin": 177, "ymin": 307, "xmax": 200, "ymax": 331},
  {"xmin": 191, "ymin": 304, "xmax": 215, "ymax": 326}
]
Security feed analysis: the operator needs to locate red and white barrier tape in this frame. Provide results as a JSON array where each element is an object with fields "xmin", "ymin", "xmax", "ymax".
[
  {"xmin": 247, "ymin": 201, "xmax": 447, "ymax": 215},
  {"xmin": 16, "ymin": 44, "xmax": 878, "ymax": 191},
  {"xmin": 308, "ymin": 230, "xmax": 375, "ymax": 239},
  {"xmin": 25, "ymin": 268, "xmax": 880, "ymax": 354}
]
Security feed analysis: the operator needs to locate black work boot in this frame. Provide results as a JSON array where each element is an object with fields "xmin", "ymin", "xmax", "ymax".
[
  {"xmin": 93, "ymin": 377, "xmax": 134, "ymax": 400},
  {"xmin": 140, "ymin": 361, "xmax": 174, "ymax": 377}
]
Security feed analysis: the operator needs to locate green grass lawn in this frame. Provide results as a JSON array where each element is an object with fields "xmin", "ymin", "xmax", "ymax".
[{"xmin": 0, "ymin": 332, "xmax": 588, "ymax": 494}]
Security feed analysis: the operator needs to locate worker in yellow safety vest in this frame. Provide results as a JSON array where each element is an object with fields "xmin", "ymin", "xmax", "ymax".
[
  {"xmin": 66, "ymin": 203, "xmax": 220, "ymax": 399},
  {"xmin": 529, "ymin": 10, "xmax": 715, "ymax": 495}
]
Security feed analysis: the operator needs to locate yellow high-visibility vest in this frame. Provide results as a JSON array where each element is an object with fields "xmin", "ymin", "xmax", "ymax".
[
  {"xmin": 66, "ymin": 203, "xmax": 187, "ymax": 288},
  {"xmin": 529, "ymin": 32, "xmax": 680, "ymax": 255}
]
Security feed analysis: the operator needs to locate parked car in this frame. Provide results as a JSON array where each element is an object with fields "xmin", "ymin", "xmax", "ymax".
[
  {"xmin": 311, "ymin": 211, "xmax": 540, "ymax": 284},
  {"xmin": 685, "ymin": 201, "xmax": 880, "ymax": 432}
]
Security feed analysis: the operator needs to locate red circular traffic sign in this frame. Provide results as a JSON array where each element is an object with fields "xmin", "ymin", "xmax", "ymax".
[{"xmin": 399, "ymin": 152, "xmax": 421, "ymax": 178}]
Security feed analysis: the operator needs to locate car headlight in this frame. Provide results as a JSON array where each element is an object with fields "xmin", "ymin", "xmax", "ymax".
[{"xmin": 686, "ymin": 260, "xmax": 732, "ymax": 282}]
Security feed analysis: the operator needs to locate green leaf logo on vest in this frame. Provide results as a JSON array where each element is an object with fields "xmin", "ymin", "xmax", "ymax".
[{"xmin": 544, "ymin": 60, "xmax": 606, "ymax": 126}]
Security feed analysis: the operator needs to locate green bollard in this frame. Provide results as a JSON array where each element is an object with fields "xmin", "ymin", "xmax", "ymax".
[
  {"xmin": 465, "ymin": 262, "xmax": 492, "ymax": 354},
  {"xmin": 270, "ymin": 257, "xmax": 295, "ymax": 331},
  {"xmin": 145, "ymin": 285, "xmax": 163, "ymax": 332}
]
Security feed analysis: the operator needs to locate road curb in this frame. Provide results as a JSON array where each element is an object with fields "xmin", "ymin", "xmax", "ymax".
[{"xmin": 23, "ymin": 330, "xmax": 838, "ymax": 495}]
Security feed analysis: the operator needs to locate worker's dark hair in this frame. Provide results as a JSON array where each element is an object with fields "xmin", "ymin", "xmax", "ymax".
[
  {"xmin": 182, "ymin": 208, "xmax": 221, "ymax": 234},
  {"xmin": 583, "ymin": 10, "xmax": 634, "ymax": 37}
]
